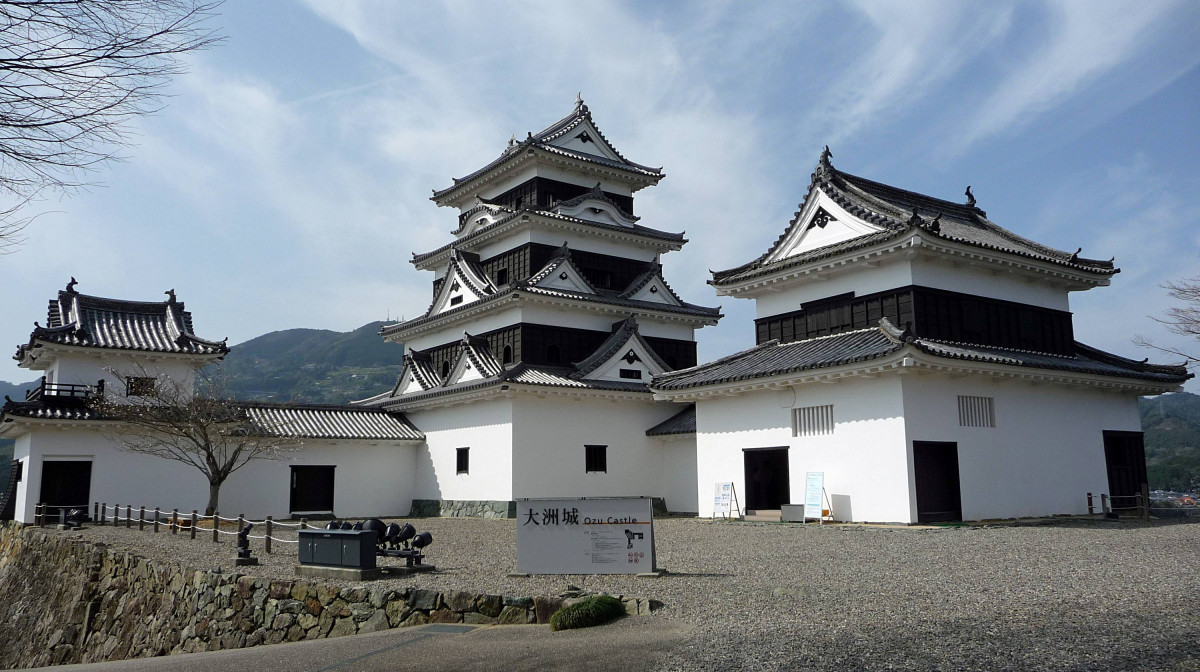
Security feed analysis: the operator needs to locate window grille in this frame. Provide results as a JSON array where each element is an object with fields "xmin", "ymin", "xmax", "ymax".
[
  {"xmin": 958, "ymin": 395, "xmax": 996, "ymax": 428},
  {"xmin": 456, "ymin": 447, "xmax": 469, "ymax": 474},
  {"xmin": 125, "ymin": 376, "xmax": 156, "ymax": 396},
  {"xmin": 791, "ymin": 404, "xmax": 834, "ymax": 437},
  {"xmin": 619, "ymin": 368, "xmax": 642, "ymax": 380}
]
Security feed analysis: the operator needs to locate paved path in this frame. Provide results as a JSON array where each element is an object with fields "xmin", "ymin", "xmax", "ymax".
[{"xmin": 37, "ymin": 617, "xmax": 692, "ymax": 672}]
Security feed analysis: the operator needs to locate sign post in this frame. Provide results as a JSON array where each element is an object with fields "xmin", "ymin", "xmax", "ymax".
[
  {"xmin": 803, "ymin": 472, "xmax": 828, "ymax": 524},
  {"xmin": 515, "ymin": 497, "xmax": 658, "ymax": 575},
  {"xmin": 713, "ymin": 482, "xmax": 740, "ymax": 520}
]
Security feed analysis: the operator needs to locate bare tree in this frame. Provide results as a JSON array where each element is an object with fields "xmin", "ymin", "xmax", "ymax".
[
  {"xmin": 1137, "ymin": 275, "xmax": 1200, "ymax": 369},
  {"xmin": 0, "ymin": 0, "xmax": 221, "ymax": 247},
  {"xmin": 92, "ymin": 369, "xmax": 300, "ymax": 516}
]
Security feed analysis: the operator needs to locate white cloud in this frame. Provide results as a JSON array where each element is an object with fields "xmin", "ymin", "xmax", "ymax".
[{"xmin": 950, "ymin": 0, "xmax": 1189, "ymax": 152}]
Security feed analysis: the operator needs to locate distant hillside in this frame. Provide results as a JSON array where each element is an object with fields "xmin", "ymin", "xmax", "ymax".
[
  {"xmin": 1140, "ymin": 391, "xmax": 1200, "ymax": 492},
  {"xmin": 209, "ymin": 321, "xmax": 403, "ymax": 404},
  {"xmin": 0, "ymin": 379, "xmax": 39, "ymax": 403}
]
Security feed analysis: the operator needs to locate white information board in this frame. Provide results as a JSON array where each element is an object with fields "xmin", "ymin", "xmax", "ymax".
[
  {"xmin": 516, "ymin": 497, "xmax": 656, "ymax": 574},
  {"xmin": 713, "ymin": 482, "xmax": 734, "ymax": 517},
  {"xmin": 804, "ymin": 472, "xmax": 825, "ymax": 520}
]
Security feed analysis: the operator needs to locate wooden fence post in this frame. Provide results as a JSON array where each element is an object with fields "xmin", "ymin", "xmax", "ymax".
[
  {"xmin": 265, "ymin": 516, "xmax": 272, "ymax": 554},
  {"xmin": 1086, "ymin": 493, "xmax": 1094, "ymax": 516},
  {"xmin": 125, "ymin": 505, "xmax": 131, "ymax": 528},
  {"xmin": 1141, "ymin": 483, "xmax": 1151, "ymax": 521},
  {"xmin": 212, "ymin": 512, "xmax": 219, "ymax": 543},
  {"xmin": 139, "ymin": 506, "xmax": 145, "ymax": 531},
  {"xmin": 100, "ymin": 502, "xmax": 106, "ymax": 526},
  {"xmin": 1101, "ymin": 494, "xmax": 1110, "ymax": 516},
  {"xmin": 191, "ymin": 511, "xmax": 198, "ymax": 540},
  {"xmin": 300, "ymin": 517, "xmax": 308, "ymax": 530},
  {"xmin": 153, "ymin": 507, "xmax": 160, "ymax": 533},
  {"xmin": 92, "ymin": 502, "xmax": 98, "ymax": 523},
  {"xmin": 171, "ymin": 509, "xmax": 179, "ymax": 534},
  {"xmin": 35, "ymin": 503, "xmax": 43, "ymax": 527},
  {"xmin": 237, "ymin": 514, "xmax": 244, "ymax": 536}
]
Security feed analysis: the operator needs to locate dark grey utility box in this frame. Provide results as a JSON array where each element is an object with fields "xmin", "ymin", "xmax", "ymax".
[
  {"xmin": 781, "ymin": 504, "xmax": 805, "ymax": 522},
  {"xmin": 298, "ymin": 529, "xmax": 376, "ymax": 570}
]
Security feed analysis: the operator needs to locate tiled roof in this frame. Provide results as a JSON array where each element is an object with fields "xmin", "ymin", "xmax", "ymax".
[
  {"xmin": 16, "ymin": 282, "xmax": 228, "ymax": 363},
  {"xmin": 412, "ymin": 208, "xmax": 685, "ymax": 267},
  {"xmin": 651, "ymin": 319, "xmax": 1191, "ymax": 391},
  {"xmin": 646, "ymin": 404, "xmax": 695, "ymax": 436},
  {"xmin": 432, "ymin": 100, "xmax": 661, "ymax": 201},
  {"xmin": 550, "ymin": 183, "xmax": 639, "ymax": 222},
  {"xmin": 377, "ymin": 361, "xmax": 651, "ymax": 409},
  {"xmin": 242, "ymin": 403, "xmax": 423, "ymax": 441},
  {"xmin": 381, "ymin": 281, "xmax": 721, "ymax": 339},
  {"xmin": 1, "ymin": 394, "xmax": 425, "ymax": 442},
  {"xmin": 652, "ymin": 326, "xmax": 903, "ymax": 390},
  {"xmin": 711, "ymin": 150, "xmax": 1119, "ymax": 286},
  {"xmin": 1, "ymin": 398, "xmax": 100, "ymax": 422}
]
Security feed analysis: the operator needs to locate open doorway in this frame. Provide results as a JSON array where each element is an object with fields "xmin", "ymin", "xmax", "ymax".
[
  {"xmin": 39, "ymin": 460, "xmax": 92, "ymax": 521},
  {"xmin": 290, "ymin": 465, "xmax": 335, "ymax": 516},
  {"xmin": 913, "ymin": 441, "xmax": 962, "ymax": 523},
  {"xmin": 743, "ymin": 447, "xmax": 790, "ymax": 511}
]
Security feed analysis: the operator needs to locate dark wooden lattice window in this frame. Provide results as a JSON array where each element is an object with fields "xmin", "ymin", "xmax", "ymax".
[
  {"xmin": 126, "ymin": 377, "xmax": 155, "ymax": 396},
  {"xmin": 585, "ymin": 445, "xmax": 607, "ymax": 473}
]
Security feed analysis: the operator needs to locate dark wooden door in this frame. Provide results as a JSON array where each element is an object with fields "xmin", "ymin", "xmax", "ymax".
[
  {"xmin": 39, "ymin": 460, "xmax": 92, "ymax": 520},
  {"xmin": 290, "ymin": 466, "xmax": 335, "ymax": 514},
  {"xmin": 1103, "ymin": 431, "xmax": 1147, "ymax": 511},
  {"xmin": 744, "ymin": 448, "xmax": 790, "ymax": 510},
  {"xmin": 913, "ymin": 441, "xmax": 962, "ymax": 523}
]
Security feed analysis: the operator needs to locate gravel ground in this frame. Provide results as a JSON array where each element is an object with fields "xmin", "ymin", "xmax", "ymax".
[{"xmin": 52, "ymin": 516, "xmax": 1200, "ymax": 671}]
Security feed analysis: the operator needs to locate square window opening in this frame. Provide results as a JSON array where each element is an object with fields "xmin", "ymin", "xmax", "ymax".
[{"xmin": 585, "ymin": 444, "xmax": 607, "ymax": 473}]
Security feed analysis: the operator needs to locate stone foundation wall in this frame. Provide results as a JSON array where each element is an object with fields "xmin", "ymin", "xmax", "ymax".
[
  {"xmin": 409, "ymin": 499, "xmax": 516, "ymax": 518},
  {"xmin": 410, "ymin": 498, "xmax": 669, "ymax": 518},
  {"xmin": 0, "ymin": 523, "xmax": 659, "ymax": 668}
]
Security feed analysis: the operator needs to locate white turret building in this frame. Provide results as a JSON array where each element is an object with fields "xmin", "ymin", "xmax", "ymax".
[{"xmin": 651, "ymin": 149, "xmax": 1190, "ymax": 523}]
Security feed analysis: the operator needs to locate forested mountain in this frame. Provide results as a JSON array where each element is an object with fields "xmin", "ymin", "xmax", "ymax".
[
  {"xmin": 208, "ymin": 321, "xmax": 403, "ymax": 404},
  {"xmin": 1140, "ymin": 391, "xmax": 1200, "ymax": 492}
]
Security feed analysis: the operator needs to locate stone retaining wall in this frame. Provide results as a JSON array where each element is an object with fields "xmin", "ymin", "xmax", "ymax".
[
  {"xmin": 409, "ymin": 498, "xmax": 670, "ymax": 518},
  {"xmin": 409, "ymin": 499, "xmax": 517, "ymax": 518},
  {"xmin": 0, "ymin": 523, "xmax": 660, "ymax": 668}
]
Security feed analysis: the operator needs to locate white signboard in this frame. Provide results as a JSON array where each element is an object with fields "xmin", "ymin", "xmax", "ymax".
[
  {"xmin": 516, "ymin": 497, "xmax": 656, "ymax": 574},
  {"xmin": 804, "ymin": 472, "xmax": 825, "ymax": 519},
  {"xmin": 713, "ymin": 482, "xmax": 734, "ymax": 517}
]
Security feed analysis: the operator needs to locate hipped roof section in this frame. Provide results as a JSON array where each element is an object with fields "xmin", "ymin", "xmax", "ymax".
[
  {"xmin": 431, "ymin": 97, "xmax": 663, "ymax": 205},
  {"xmin": 711, "ymin": 149, "xmax": 1119, "ymax": 287},
  {"xmin": 15, "ymin": 280, "xmax": 229, "ymax": 364}
]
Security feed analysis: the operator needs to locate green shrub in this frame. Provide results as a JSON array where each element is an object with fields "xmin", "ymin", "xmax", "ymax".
[{"xmin": 549, "ymin": 595, "xmax": 627, "ymax": 631}]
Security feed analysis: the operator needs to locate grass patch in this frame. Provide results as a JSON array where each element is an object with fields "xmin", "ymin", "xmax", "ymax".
[{"xmin": 549, "ymin": 595, "xmax": 626, "ymax": 631}]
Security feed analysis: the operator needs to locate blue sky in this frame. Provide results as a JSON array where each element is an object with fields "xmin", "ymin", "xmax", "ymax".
[{"xmin": 2, "ymin": 0, "xmax": 1199, "ymax": 391}]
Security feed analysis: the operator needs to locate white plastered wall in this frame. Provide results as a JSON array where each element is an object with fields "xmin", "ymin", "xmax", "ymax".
[
  {"xmin": 694, "ymin": 376, "xmax": 910, "ymax": 522},
  {"xmin": 899, "ymin": 374, "xmax": 1143, "ymax": 520},
  {"xmin": 407, "ymin": 399, "xmax": 514, "ymax": 502},
  {"xmin": 510, "ymin": 396, "xmax": 696, "ymax": 512},
  {"xmin": 12, "ymin": 426, "xmax": 209, "ymax": 524},
  {"xmin": 221, "ymin": 440, "xmax": 417, "ymax": 520},
  {"xmin": 45, "ymin": 353, "xmax": 198, "ymax": 403}
]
